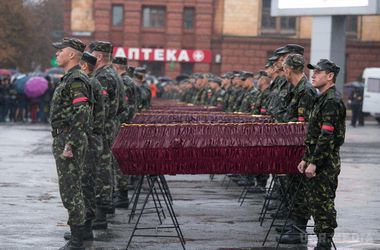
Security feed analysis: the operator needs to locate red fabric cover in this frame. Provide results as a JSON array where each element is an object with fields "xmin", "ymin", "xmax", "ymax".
[
  {"xmin": 131, "ymin": 113, "xmax": 273, "ymax": 124},
  {"xmin": 112, "ymin": 123, "xmax": 307, "ymax": 175}
]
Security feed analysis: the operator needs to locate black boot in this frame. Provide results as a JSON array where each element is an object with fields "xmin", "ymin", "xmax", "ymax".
[
  {"xmin": 59, "ymin": 225, "xmax": 85, "ymax": 250},
  {"xmin": 275, "ymin": 217, "xmax": 307, "ymax": 233},
  {"xmin": 314, "ymin": 234, "xmax": 332, "ymax": 250},
  {"xmin": 114, "ymin": 190, "xmax": 129, "ymax": 209},
  {"xmin": 276, "ymin": 218, "xmax": 308, "ymax": 244},
  {"xmin": 92, "ymin": 207, "xmax": 108, "ymax": 230},
  {"xmin": 64, "ymin": 220, "xmax": 94, "ymax": 241}
]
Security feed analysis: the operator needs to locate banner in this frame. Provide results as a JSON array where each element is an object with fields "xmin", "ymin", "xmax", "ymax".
[{"xmin": 113, "ymin": 47, "xmax": 212, "ymax": 63}]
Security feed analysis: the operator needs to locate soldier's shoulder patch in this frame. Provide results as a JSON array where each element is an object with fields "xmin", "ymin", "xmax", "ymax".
[{"xmin": 71, "ymin": 81, "xmax": 84, "ymax": 89}]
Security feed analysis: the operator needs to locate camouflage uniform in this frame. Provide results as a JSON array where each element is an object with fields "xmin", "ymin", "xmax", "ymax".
[
  {"xmin": 239, "ymin": 88, "xmax": 258, "ymax": 113},
  {"xmin": 226, "ymin": 86, "xmax": 242, "ymax": 112},
  {"xmin": 208, "ymin": 88, "xmax": 225, "ymax": 106},
  {"xmin": 284, "ymin": 76, "xmax": 316, "ymax": 123},
  {"xmin": 303, "ymin": 86, "xmax": 346, "ymax": 238},
  {"xmin": 267, "ymin": 76, "xmax": 292, "ymax": 122},
  {"xmin": 93, "ymin": 63, "xmax": 121, "ymax": 209},
  {"xmin": 82, "ymin": 75, "xmax": 105, "ymax": 221},
  {"xmin": 251, "ymin": 88, "xmax": 270, "ymax": 115},
  {"xmin": 50, "ymin": 65, "xmax": 92, "ymax": 226},
  {"xmin": 120, "ymin": 72, "xmax": 137, "ymax": 122}
]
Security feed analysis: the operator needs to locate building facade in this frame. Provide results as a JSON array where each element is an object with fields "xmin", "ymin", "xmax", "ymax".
[{"xmin": 64, "ymin": 0, "xmax": 380, "ymax": 82}]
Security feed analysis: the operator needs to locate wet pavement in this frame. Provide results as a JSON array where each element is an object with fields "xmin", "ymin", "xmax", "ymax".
[{"xmin": 0, "ymin": 121, "xmax": 380, "ymax": 249}]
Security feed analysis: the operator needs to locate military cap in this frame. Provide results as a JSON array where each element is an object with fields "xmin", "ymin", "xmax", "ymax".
[
  {"xmin": 176, "ymin": 74, "xmax": 189, "ymax": 83},
  {"xmin": 221, "ymin": 72, "xmax": 234, "ymax": 79},
  {"xmin": 112, "ymin": 56, "xmax": 128, "ymax": 65},
  {"xmin": 209, "ymin": 77, "xmax": 222, "ymax": 86},
  {"xmin": 88, "ymin": 41, "xmax": 113, "ymax": 53},
  {"xmin": 277, "ymin": 44, "xmax": 304, "ymax": 56},
  {"xmin": 133, "ymin": 67, "xmax": 147, "ymax": 76},
  {"xmin": 268, "ymin": 46, "xmax": 285, "ymax": 61},
  {"xmin": 232, "ymin": 70, "xmax": 242, "ymax": 78},
  {"xmin": 284, "ymin": 53, "xmax": 304, "ymax": 71},
  {"xmin": 258, "ymin": 70, "xmax": 268, "ymax": 77},
  {"xmin": 307, "ymin": 59, "xmax": 340, "ymax": 75},
  {"xmin": 52, "ymin": 37, "xmax": 86, "ymax": 52},
  {"xmin": 243, "ymin": 71, "xmax": 254, "ymax": 78},
  {"xmin": 265, "ymin": 59, "xmax": 275, "ymax": 68},
  {"xmin": 80, "ymin": 51, "xmax": 97, "ymax": 67},
  {"xmin": 192, "ymin": 73, "xmax": 204, "ymax": 79}
]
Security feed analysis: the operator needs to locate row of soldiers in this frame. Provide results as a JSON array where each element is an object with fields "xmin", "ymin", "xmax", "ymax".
[
  {"xmin": 164, "ymin": 43, "xmax": 345, "ymax": 250},
  {"xmin": 49, "ymin": 38, "xmax": 151, "ymax": 250}
]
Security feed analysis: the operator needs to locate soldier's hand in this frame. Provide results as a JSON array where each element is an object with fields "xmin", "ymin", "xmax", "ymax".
[
  {"xmin": 63, "ymin": 144, "xmax": 73, "ymax": 158},
  {"xmin": 297, "ymin": 160, "xmax": 307, "ymax": 173},
  {"xmin": 304, "ymin": 163, "xmax": 317, "ymax": 178}
]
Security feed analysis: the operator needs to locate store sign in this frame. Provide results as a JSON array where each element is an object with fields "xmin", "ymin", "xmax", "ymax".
[{"xmin": 113, "ymin": 47, "xmax": 212, "ymax": 63}]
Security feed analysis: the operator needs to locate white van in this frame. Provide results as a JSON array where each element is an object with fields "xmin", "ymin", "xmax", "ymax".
[{"xmin": 362, "ymin": 67, "xmax": 380, "ymax": 124}]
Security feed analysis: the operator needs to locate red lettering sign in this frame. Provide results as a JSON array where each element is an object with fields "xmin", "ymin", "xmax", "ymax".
[{"xmin": 113, "ymin": 48, "xmax": 212, "ymax": 63}]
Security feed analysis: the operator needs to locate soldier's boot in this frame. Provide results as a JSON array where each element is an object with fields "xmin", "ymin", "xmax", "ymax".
[
  {"xmin": 64, "ymin": 220, "xmax": 94, "ymax": 241},
  {"xmin": 92, "ymin": 207, "xmax": 108, "ymax": 230},
  {"xmin": 276, "ymin": 218, "xmax": 308, "ymax": 244},
  {"xmin": 59, "ymin": 225, "xmax": 85, "ymax": 250},
  {"xmin": 114, "ymin": 190, "xmax": 129, "ymax": 209},
  {"xmin": 314, "ymin": 234, "xmax": 332, "ymax": 250}
]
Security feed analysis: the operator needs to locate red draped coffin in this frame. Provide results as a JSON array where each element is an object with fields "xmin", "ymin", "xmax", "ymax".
[{"xmin": 112, "ymin": 122, "xmax": 307, "ymax": 175}]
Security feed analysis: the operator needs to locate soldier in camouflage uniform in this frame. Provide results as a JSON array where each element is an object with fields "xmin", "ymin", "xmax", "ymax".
[
  {"xmin": 51, "ymin": 38, "xmax": 92, "ymax": 250},
  {"xmin": 297, "ymin": 59, "xmax": 345, "ymax": 249},
  {"xmin": 226, "ymin": 71, "xmax": 244, "ymax": 112},
  {"xmin": 89, "ymin": 41, "xmax": 122, "ymax": 229},
  {"xmin": 221, "ymin": 72, "xmax": 234, "ymax": 111},
  {"xmin": 133, "ymin": 67, "xmax": 151, "ymax": 111},
  {"xmin": 112, "ymin": 56, "xmax": 137, "ymax": 208},
  {"xmin": 276, "ymin": 54, "xmax": 317, "ymax": 244},
  {"xmin": 192, "ymin": 74, "xmax": 208, "ymax": 104},
  {"xmin": 238, "ymin": 72, "xmax": 258, "ymax": 113},
  {"xmin": 179, "ymin": 78, "xmax": 196, "ymax": 103},
  {"xmin": 207, "ymin": 77, "xmax": 225, "ymax": 106},
  {"xmin": 251, "ymin": 71, "xmax": 271, "ymax": 115}
]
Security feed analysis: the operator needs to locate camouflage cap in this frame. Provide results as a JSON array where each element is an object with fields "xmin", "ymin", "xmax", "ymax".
[
  {"xmin": 88, "ymin": 41, "xmax": 113, "ymax": 53},
  {"xmin": 284, "ymin": 53, "xmax": 305, "ymax": 72},
  {"xmin": 52, "ymin": 37, "xmax": 86, "ymax": 52},
  {"xmin": 80, "ymin": 51, "xmax": 97, "ymax": 67},
  {"xmin": 112, "ymin": 56, "xmax": 128, "ymax": 65},
  {"xmin": 221, "ymin": 72, "xmax": 234, "ymax": 79},
  {"xmin": 277, "ymin": 44, "xmax": 304, "ymax": 56},
  {"xmin": 307, "ymin": 59, "xmax": 340, "ymax": 75},
  {"xmin": 243, "ymin": 71, "xmax": 254, "ymax": 79},
  {"xmin": 133, "ymin": 67, "xmax": 147, "ymax": 76},
  {"xmin": 209, "ymin": 77, "xmax": 222, "ymax": 86},
  {"xmin": 268, "ymin": 46, "xmax": 285, "ymax": 61}
]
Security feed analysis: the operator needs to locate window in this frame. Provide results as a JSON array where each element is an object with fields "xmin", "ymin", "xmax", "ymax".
[
  {"xmin": 142, "ymin": 6, "xmax": 166, "ymax": 28},
  {"xmin": 261, "ymin": 0, "xmax": 296, "ymax": 35},
  {"xmin": 181, "ymin": 63, "xmax": 194, "ymax": 75},
  {"xmin": 368, "ymin": 78, "xmax": 380, "ymax": 93},
  {"xmin": 112, "ymin": 5, "xmax": 124, "ymax": 27},
  {"xmin": 346, "ymin": 16, "xmax": 358, "ymax": 38},
  {"xmin": 183, "ymin": 7, "xmax": 195, "ymax": 29}
]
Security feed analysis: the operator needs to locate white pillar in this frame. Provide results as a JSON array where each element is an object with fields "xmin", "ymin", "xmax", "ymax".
[{"xmin": 310, "ymin": 16, "xmax": 346, "ymax": 93}]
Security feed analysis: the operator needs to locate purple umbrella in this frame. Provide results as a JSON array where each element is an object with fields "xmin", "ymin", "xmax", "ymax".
[{"xmin": 24, "ymin": 76, "xmax": 49, "ymax": 98}]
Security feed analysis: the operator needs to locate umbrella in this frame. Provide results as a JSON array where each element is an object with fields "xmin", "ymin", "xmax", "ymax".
[
  {"xmin": 0, "ymin": 69, "xmax": 11, "ymax": 77},
  {"xmin": 13, "ymin": 75, "xmax": 30, "ymax": 94},
  {"xmin": 24, "ymin": 76, "xmax": 49, "ymax": 98}
]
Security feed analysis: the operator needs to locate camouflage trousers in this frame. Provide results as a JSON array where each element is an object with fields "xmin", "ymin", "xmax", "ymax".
[
  {"xmin": 95, "ymin": 121, "xmax": 114, "ymax": 208},
  {"xmin": 112, "ymin": 120, "xmax": 129, "ymax": 193},
  {"xmin": 305, "ymin": 152, "xmax": 341, "ymax": 237},
  {"xmin": 52, "ymin": 132, "xmax": 87, "ymax": 226},
  {"xmin": 288, "ymin": 174, "xmax": 310, "ymax": 221},
  {"xmin": 82, "ymin": 133, "xmax": 103, "ymax": 220}
]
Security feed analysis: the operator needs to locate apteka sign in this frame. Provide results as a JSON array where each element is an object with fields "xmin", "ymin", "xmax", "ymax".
[{"xmin": 113, "ymin": 47, "xmax": 212, "ymax": 63}]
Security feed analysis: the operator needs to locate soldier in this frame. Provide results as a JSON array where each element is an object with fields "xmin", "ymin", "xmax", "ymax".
[
  {"xmin": 283, "ymin": 54, "xmax": 317, "ymax": 122},
  {"xmin": 51, "ymin": 38, "xmax": 92, "ymax": 250},
  {"xmin": 112, "ymin": 56, "xmax": 137, "ymax": 208},
  {"xmin": 221, "ymin": 72, "xmax": 234, "ymax": 111},
  {"xmin": 226, "ymin": 71, "xmax": 244, "ymax": 112},
  {"xmin": 252, "ymin": 71, "xmax": 272, "ymax": 115},
  {"xmin": 276, "ymin": 53, "xmax": 317, "ymax": 244},
  {"xmin": 133, "ymin": 67, "xmax": 151, "ymax": 111},
  {"xmin": 207, "ymin": 77, "xmax": 225, "ymax": 106},
  {"xmin": 238, "ymin": 72, "xmax": 257, "ymax": 113},
  {"xmin": 299, "ymin": 59, "xmax": 346, "ymax": 249},
  {"xmin": 89, "ymin": 41, "xmax": 121, "ymax": 229}
]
